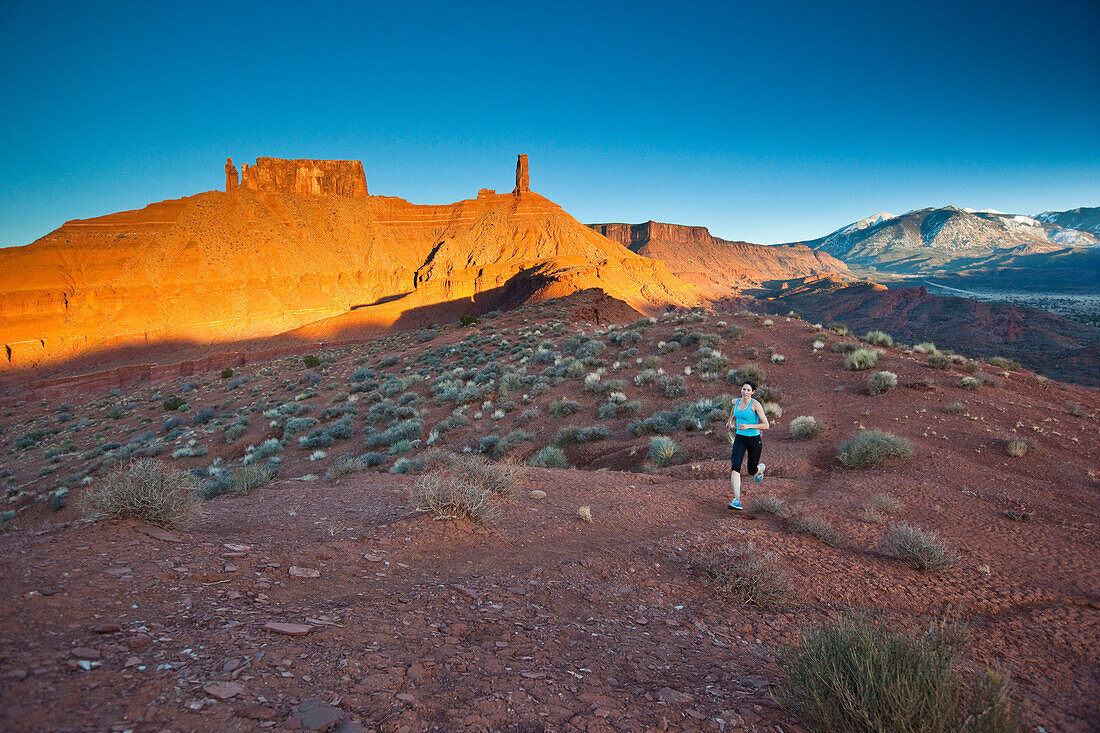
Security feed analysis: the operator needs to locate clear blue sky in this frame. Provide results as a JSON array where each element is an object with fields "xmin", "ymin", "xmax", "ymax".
[{"xmin": 2, "ymin": 0, "xmax": 1097, "ymax": 247}]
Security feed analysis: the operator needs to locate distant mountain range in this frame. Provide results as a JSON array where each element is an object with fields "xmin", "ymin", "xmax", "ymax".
[
  {"xmin": 1036, "ymin": 206, "xmax": 1100, "ymax": 236},
  {"xmin": 790, "ymin": 206, "xmax": 1098, "ymax": 275}
]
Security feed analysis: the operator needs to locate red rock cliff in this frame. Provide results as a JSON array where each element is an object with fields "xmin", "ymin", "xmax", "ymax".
[
  {"xmin": 0, "ymin": 163, "xmax": 700, "ymax": 371},
  {"xmin": 590, "ymin": 221, "xmax": 853, "ymax": 297},
  {"xmin": 240, "ymin": 157, "xmax": 368, "ymax": 197}
]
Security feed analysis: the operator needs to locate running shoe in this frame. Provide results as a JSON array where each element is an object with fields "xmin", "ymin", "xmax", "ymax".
[
  {"xmin": 754, "ymin": 463, "xmax": 766, "ymax": 483},
  {"xmin": 727, "ymin": 499, "xmax": 743, "ymax": 511}
]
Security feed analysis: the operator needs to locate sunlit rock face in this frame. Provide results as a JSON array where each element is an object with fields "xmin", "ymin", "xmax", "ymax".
[
  {"xmin": 590, "ymin": 221, "xmax": 854, "ymax": 298},
  {"xmin": 0, "ymin": 156, "xmax": 700, "ymax": 371}
]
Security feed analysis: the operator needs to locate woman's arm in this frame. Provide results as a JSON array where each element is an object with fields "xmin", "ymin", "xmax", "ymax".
[{"xmin": 751, "ymin": 400, "xmax": 770, "ymax": 431}]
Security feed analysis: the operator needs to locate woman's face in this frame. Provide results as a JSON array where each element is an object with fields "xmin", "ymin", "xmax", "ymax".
[{"xmin": 741, "ymin": 383, "xmax": 754, "ymax": 399}]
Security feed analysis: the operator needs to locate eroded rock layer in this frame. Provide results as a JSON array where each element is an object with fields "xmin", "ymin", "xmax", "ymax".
[
  {"xmin": 590, "ymin": 221, "xmax": 853, "ymax": 298},
  {"xmin": 1, "ymin": 183, "xmax": 699, "ymax": 370}
]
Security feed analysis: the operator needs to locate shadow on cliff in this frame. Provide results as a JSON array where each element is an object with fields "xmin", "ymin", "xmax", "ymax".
[{"xmin": 0, "ymin": 279, "xmax": 640, "ymax": 400}]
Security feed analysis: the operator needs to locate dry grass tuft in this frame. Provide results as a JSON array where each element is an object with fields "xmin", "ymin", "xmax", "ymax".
[
  {"xmin": 408, "ymin": 454, "xmax": 520, "ymax": 523},
  {"xmin": 881, "ymin": 523, "xmax": 957, "ymax": 571},
  {"xmin": 577, "ymin": 505, "xmax": 593, "ymax": 523},
  {"xmin": 81, "ymin": 458, "xmax": 200, "ymax": 529},
  {"xmin": 785, "ymin": 511, "xmax": 844, "ymax": 546},
  {"xmin": 1003, "ymin": 439, "xmax": 1029, "ymax": 458},
  {"xmin": 749, "ymin": 494, "xmax": 785, "ymax": 515},
  {"xmin": 869, "ymin": 493, "xmax": 903, "ymax": 516},
  {"xmin": 704, "ymin": 545, "xmax": 794, "ymax": 610}
]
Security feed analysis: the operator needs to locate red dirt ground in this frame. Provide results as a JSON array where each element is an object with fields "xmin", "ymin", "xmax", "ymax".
[{"xmin": 0, "ymin": 296, "xmax": 1097, "ymax": 731}]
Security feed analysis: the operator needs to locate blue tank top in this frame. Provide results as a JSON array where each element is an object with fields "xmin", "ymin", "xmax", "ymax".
[{"xmin": 733, "ymin": 398, "xmax": 760, "ymax": 436}]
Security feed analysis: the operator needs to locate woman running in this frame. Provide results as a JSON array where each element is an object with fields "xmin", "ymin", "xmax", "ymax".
[{"xmin": 725, "ymin": 380, "xmax": 769, "ymax": 510}]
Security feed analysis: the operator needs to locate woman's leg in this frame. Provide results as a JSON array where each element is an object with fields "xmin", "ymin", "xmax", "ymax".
[
  {"xmin": 730, "ymin": 469, "xmax": 741, "ymax": 502},
  {"xmin": 729, "ymin": 436, "xmax": 746, "ymax": 508}
]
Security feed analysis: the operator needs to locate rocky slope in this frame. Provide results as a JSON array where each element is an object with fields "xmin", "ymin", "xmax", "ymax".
[
  {"xmin": 590, "ymin": 221, "xmax": 853, "ymax": 297},
  {"xmin": 767, "ymin": 276, "xmax": 1100, "ymax": 387},
  {"xmin": 0, "ymin": 159, "xmax": 700, "ymax": 372},
  {"xmin": 0, "ymin": 300, "xmax": 1096, "ymax": 731},
  {"xmin": 793, "ymin": 207, "xmax": 1098, "ymax": 274}
]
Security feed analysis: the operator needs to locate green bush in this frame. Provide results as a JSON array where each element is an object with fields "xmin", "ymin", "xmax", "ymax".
[
  {"xmin": 548, "ymin": 399, "xmax": 581, "ymax": 417},
  {"xmin": 831, "ymin": 341, "xmax": 857, "ymax": 354},
  {"xmin": 829, "ymin": 322, "xmax": 850, "ymax": 336},
  {"xmin": 220, "ymin": 368, "xmax": 233, "ymax": 379},
  {"xmin": 527, "ymin": 446, "xmax": 571, "ymax": 468},
  {"xmin": 778, "ymin": 616, "xmax": 1017, "ymax": 733},
  {"xmin": 913, "ymin": 342, "xmax": 937, "ymax": 354},
  {"xmin": 788, "ymin": 415, "xmax": 824, "ymax": 440},
  {"xmin": 648, "ymin": 436, "xmax": 679, "ymax": 467},
  {"xmin": 881, "ymin": 523, "xmax": 957, "ymax": 570},
  {"xmin": 80, "ymin": 458, "xmax": 200, "ymax": 529},
  {"xmin": 989, "ymin": 356, "xmax": 1020, "ymax": 370},
  {"xmin": 869, "ymin": 493, "xmax": 903, "ymax": 516},
  {"xmin": 302, "ymin": 354, "xmax": 321, "ymax": 368},
  {"xmin": 459, "ymin": 314, "xmax": 479, "ymax": 327},
  {"xmin": 955, "ymin": 377, "xmax": 980, "ymax": 390},
  {"xmin": 943, "ymin": 402, "xmax": 966, "ymax": 414},
  {"xmin": 845, "ymin": 348, "xmax": 880, "ymax": 371},
  {"xmin": 727, "ymin": 363, "xmax": 766, "ymax": 386},
  {"xmin": 928, "ymin": 354, "xmax": 952, "ymax": 370},
  {"xmin": 837, "ymin": 430, "xmax": 914, "ymax": 468},
  {"xmin": 202, "ymin": 465, "xmax": 276, "ymax": 499},
  {"xmin": 163, "ymin": 396, "xmax": 186, "ymax": 411},
  {"xmin": 863, "ymin": 330, "xmax": 894, "ymax": 347},
  {"xmin": 867, "ymin": 370, "xmax": 898, "ymax": 396}
]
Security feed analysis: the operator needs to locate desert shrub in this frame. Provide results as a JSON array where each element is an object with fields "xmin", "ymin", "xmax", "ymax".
[
  {"xmin": 928, "ymin": 354, "xmax": 952, "ymax": 370},
  {"xmin": 1064, "ymin": 401, "xmax": 1086, "ymax": 417},
  {"xmin": 388, "ymin": 439, "xmax": 419, "ymax": 455},
  {"xmin": 880, "ymin": 523, "xmax": 958, "ymax": 571},
  {"xmin": 743, "ymin": 346, "xmax": 759, "ymax": 360},
  {"xmin": 989, "ymin": 356, "xmax": 1020, "ymax": 370},
  {"xmin": 867, "ymin": 371, "xmax": 898, "ymax": 396},
  {"xmin": 162, "ymin": 416, "xmax": 184, "ymax": 432},
  {"xmin": 727, "ymin": 363, "xmax": 766, "ymax": 386},
  {"xmin": 770, "ymin": 353, "xmax": 786, "ymax": 364},
  {"xmin": 913, "ymin": 342, "xmax": 937, "ymax": 354},
  {"xmin": 576, "ymin": 339, "xmax": 606, "ymax": 359},
  {"xmin": 963, "ymin": 360, "xmax": 982, "ymax": 373},
  {"xmin": 863, "ymin": 330, "xmax": 894, "ymax": 347},
  {"xmin": 831, "ymin": 341, "xmax": 857, "ymax": 354},
  {"xmin": 829, "ymin": 322, "xmax": 850, "ymax": 335},
  {"xmin": 202, "ymin": 464, "xmax": 276, "ymax": 499},
  {"xmin": 548, "ymin": 399, "xmax": 581, "ymax": 417},
  {"xmin": 870, "ymin": 493, "xmax": 903, "ymax": 516},
  {"xmin": 190, "ymin": 407, "xmax": 216, "ymax": 426},
  {"xmin": 459, "ymin": 315, "xmax": 479, "ymax": 327},
  {"xmin": 283, "ymin": 417, "xmax": 320, "ymax": 438},
  {"xmin": 789, "ymin": 415, "xmax": 824, "ymax": 440},
  {"xmin": 360, "ymin": 452, "xmax": 384, "ymax": 467},
  {"xmin": 785, "ymin": 511, "xmax": 843, "ymax": 546},
  {"xmin": 243, "ymin": 438, "xmax": 282, "ymax": 465},
  {"xmin": 299, "ymin": 427, "xmax": 336, "ymax": 449},
  {"xmin": 220, "ymin": 368, "xmax": 234, "ymax": 379},
  {"xmin": 80, "ymin": 458, "xmax": 200, "ymax": 528},
  {"xmin": 366, "ymin": 418, "xmax": 424, "ymax": 447},
  {"xmin": 837, "ymin": 430, "xmax": 914, "ymax": 468},
  {"xmin": 978, "ymin": 374, "xmax": 1002, "ymax": 388},
  {"xmin": 553, "ymin": 425, "xmax": 610, "ymax": 447},
  {"xmin": 634, "ymin": 368, "xmax": 660, "ymax": 386},
  {"xmin": 648, "ymin": 436, "xmax": 680, "ymax": 467},
  {"xmin": 763, "ymin": 402, "xmax": 782, "ymax": 419},
  {"xmin": 943, "ymin": 402, "xmax": 966, "ymax": 414},
  {"xmin": 325, "ymin": 455, "xmax": 370, "ymax": 479},
  {"xmin": 777, "ymin": 616, "xmax": 1017, "ymax": 733},
  {"xmin": 698, "ymin": 354, "xmax": 729, "ymax": 374},
  {"xmin": 302, "ymin": 354, "xmax": 321, "ymax": 368},
  {"xmin": 491, "ymin": 430, "xmax": 534, "ymax": 459},
  {"xmin": 845, "ymin": 349, "xmax": 880, "ymax": 371},
  {"xmin": 726, "ymin": 324, "xmax": 746, "ymax": 340},
  {"xmin": 1004, "ymin": 439, "xmax": 1029, "ymax": 458},
  {"xmin": 407, "ymin": 455, "xmax": 518, "ymax": 522},
  {"xmin": 527, "ymin": 446, "xmax": 571, "ymax": 468},
  {"xmin": 163, "ymin": 396, "xmax": 186, "ymax": 412},
  {"xmin": 749, "ymin": 494, "xmax": 785, "ymax": 515},
  {"xmin": 704, "ymin": 545, "xmax": 793, "ymax": 610},
  {"xmin": 658, "ymin": 375, "xmax": 688, "ymax": 398},
  {"xmin": 754, "ymin": 384, "xmax": 781, "ymax": 403},
  {"xmin": 597, "ymin": 402, "xmax": 618, "ymax": 420},
  {"xmin": 955, "ymin": 377, "xmax": 980, "ymax": 390},
  {"xmin": 351, "ymin": 367, "xmax": 377, "ymax": 383},
  {"xmin": 224, "ymin": 418, "xmax": 249, "ymax": 444}
]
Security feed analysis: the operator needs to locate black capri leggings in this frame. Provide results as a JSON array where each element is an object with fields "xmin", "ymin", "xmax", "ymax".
[{"xmin": 730, "ymin": 434, "xmax": 763, "ymax": 475}]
